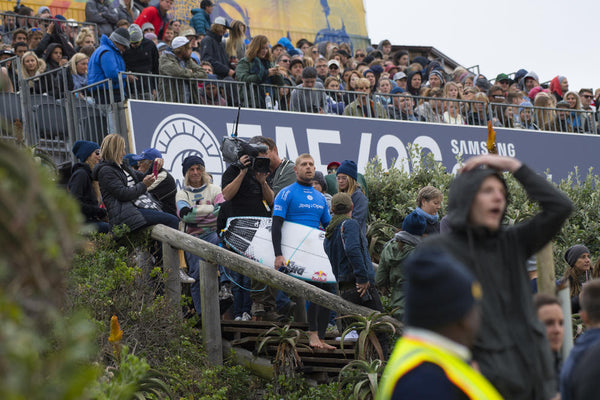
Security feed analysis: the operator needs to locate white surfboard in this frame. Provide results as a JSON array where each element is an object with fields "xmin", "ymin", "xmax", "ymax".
[{"xmin": 223, "ymin": 216, "xmax": 336, "ymax": 283}]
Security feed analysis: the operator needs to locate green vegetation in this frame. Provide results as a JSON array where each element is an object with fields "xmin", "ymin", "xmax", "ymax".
[{"xmin": 5, "ymin": 138, "xmax": 600, "ymax": 399}]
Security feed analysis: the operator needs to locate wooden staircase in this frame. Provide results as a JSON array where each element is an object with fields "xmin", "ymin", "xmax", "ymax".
[{"xmin": 221, "ymin": 319, "xmax": 357, "ymax": 382}]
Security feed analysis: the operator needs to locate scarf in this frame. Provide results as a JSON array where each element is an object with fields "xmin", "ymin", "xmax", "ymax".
[
  {"xmin": 415, "ymin": 206, "xmax": 438, "ymax": 223},
  {"xmin": 325, "ymin": 214, "xmax": 351, "ymax": 240}
]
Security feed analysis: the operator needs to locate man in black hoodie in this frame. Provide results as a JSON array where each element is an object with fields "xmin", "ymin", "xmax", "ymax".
[
  {"xmin": 419, "ymin": 154, "xmax": 572, "ymax": 400},
  {"xmin": 200, "ymin": 17, "xmax": 233, "ymax": 79}
]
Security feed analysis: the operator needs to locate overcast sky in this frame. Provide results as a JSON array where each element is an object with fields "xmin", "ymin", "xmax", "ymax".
[{"xmin": 364, "ymin": 0, "xmax": 599, "ymax": 92}]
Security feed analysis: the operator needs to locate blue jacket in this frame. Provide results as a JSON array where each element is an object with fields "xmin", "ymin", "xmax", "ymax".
[
  {"xmin": 190, "ymin": 8, "xmax": 211, "ymax": 36},
  {"xmin": 324, "ymin": 217, "xmax": 374, "ymax": 285},
  {"xmin": 87, "ymin": 34, "xmax": 127, "ymax": 89},
  {"xmin": 560, "ymin": 328, "xmax": 600, "ymax": 400}
]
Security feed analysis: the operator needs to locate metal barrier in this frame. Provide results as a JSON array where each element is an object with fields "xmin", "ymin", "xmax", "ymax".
[
  {"xmin": 3, "ymin": 65, "xmax": 600, "ymax": 167},
  {"xmin": 0, "ymin": 12, "xmax": 98, "ymax": 49},
  {"xmin": 66, "ymin": 79, "xmax": 114, "ymax": 145},
  {"xmin": 119, "ymin": 71, "xmax": 250, "ymax": 108}
]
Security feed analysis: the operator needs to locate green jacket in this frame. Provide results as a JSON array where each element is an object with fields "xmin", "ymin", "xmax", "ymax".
[
  {"xmin": 235, "ymin": 56, "xmax": 284, "ymax": 108},
  {"xmin": 343, "ymin": 98, "xmax": 388, "ymax": 119},
  {"xmin": 158, "ymin": 51, "xmax": 207, "ymax": 104},
  {"xmin": 375, "ymin": 231, "xmax": 421, "ymax": 321}
]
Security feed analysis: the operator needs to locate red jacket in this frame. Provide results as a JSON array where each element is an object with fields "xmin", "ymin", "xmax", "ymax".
[{"xmin": 134, "ymin": 5, "xmax": 168, "ymax": 39}]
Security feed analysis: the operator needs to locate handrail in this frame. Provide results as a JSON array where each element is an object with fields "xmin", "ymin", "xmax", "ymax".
[{"xmin": 150, "ymin": 224, "xmax": 402, "ymax": 364}]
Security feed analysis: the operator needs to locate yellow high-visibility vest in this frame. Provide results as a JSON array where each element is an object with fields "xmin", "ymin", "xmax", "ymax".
[{"xmin": 377, "ymin": 336, "xmax": 503, "ymax": 400}]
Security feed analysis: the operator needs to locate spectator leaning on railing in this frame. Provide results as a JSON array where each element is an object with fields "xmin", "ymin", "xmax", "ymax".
[
  {"xmin": 87, "ymin": 27, "xmax": 134, "ymax": 102},
  {"xmin": 235, "ymin": 34, "xmax": 283, "ymax": 109},
  {"xmin": 200, "ymin": 17, "xmax": 233, "ymax": 79},
  {"xmin": 158, "ymin": 36, "xmax": 207, "ymax": 104}
]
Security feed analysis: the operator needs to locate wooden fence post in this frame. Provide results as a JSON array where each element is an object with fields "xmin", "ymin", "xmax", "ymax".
[
  {"xmin": 537, "ymin": 242, "xmax": 556, "ymax": 295},
  {"xmin": 162, "ymin": 242, "xmax": 181, "ymax": 319},
  {"xmin": 199, "ymin": 260, "xmax": 223, "ymax": 366}
]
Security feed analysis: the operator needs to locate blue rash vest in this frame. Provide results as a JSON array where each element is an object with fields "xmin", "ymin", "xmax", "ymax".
[{"xmin": 273, "ymin": 182, "xmax": 330, "ymax": 228}]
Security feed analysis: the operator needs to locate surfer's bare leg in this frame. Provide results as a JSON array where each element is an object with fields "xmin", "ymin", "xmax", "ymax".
[{"xmin": 308, "ymin": 331, "xmax": 323, "ymax": 348}]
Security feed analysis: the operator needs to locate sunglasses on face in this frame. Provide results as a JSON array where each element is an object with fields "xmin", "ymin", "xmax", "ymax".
[
  {"xmin": 582, "ymin": 94, "xmax": 593, "ymax": 98},
  {"xmin": 355, "ymin": 54, "xmax": 365, "ymax": 58}
]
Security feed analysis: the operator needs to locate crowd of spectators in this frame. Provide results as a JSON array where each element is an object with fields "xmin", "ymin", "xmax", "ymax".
[{"xmin": 1, "ymin": 1, "xmax": 599, "ymax": 134}]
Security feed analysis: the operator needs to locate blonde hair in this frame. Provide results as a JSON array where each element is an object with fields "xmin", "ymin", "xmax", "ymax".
[
  {"xmin": 69, "ymin": 52, "xmax": 88, "ymax": 75},
  {"xmin": 184, "ymin": 165, "xmax": 211, "ymax": 187},
  {"xmin": 340, "ymin": 176, "xmax": 359, "ymax": 195},
  {"xmin": 225, "ymin": 20, "xmax": 245, "ymax": 57},
  {"xmin": 443, "ymin": 81, "xmax": 463, "ymax": 100},
  {"xmin": 100, "ymin": 134, "xmax": 125, "ymax": 164},
  {"xmin": 534, "ymin": 92, "xmax": 556, "ymax": 131},
  {"xmin": 20, "ymin": 51, "xmax": 46, "ymax": 79},
  {"xmin": 75, "ymin": 27, "xmax": 93, "ymax": 48}
]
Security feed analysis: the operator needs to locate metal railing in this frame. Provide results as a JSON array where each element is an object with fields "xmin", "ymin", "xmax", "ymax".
[
  {"xmin": 119, "ymin": 71, "xmax": 249, "ymax": 108},
  {"xmin": 0, "ymin": 13, "xmax": 98, "ymax": 48},
  {"xmin": 2, "ymin": 65, "xmax": 600, "ymax": 166}
]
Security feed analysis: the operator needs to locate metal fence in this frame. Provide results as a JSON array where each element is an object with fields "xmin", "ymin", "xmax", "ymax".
[
  {"xmin": 2, "ymin": 65, "xmax": 600, "ymax": 166},
  {"xmin": 0, "ymin": 59, "xmax": 118, "ymax": 161},
  {"xmin": 0, "ymin": 12, "xmax": 98, "ymax": 49},
  {"xmin": 118, "ymin": 71, "xmax": 250, "ymax": 108}
]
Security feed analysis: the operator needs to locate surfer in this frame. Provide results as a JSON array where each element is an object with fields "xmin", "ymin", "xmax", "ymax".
[{"xmin": 272, "ymin": 153, "xmax": 335, "ymax": 350}]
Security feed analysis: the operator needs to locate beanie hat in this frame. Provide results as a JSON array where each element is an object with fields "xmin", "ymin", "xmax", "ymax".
[
  {"xmin": 336, "ymin": 160, "xmax": 357, "ymax": 181},
  {"xmin": 128, "ymin": 24, "xmax": 143, "ymax": 44},
  {"xmin": 370, "ymin": 64, "xmax": 384, "ymax": 76},
  {"xmin": 390, "ymin": 86, "xmax": 404, "ymax": 94},
  {"xmin": 132, "ymin": 148, "xmax": 161, "ymax": 161},
  {"xmin": 331, "ymin": 192, "xmax": 353, "ymax": 215},
  {"xmin": 514, "ymin": 69, "xmax": 528, "ymax": 82},
  {"xmin": 37, "ymin": 6, "xmax": 51, "ymax": 15},
  {"xmin": 141, "ymin": 22, "xmax": 155, "ymax": 32},
  {"xmin": 144, "ymin": 32, "xmax": 157, "ymax": 41},
  {"xmin": 72, "ymin": 140, "xmax": 99, "ymax": 162},
  {"xmin": 412, "ymin": 56, "xmax": 430, "ymax": 68},
  {"xmin": 429, "ymin": 69, "xmax": 444, "ymax": 83},
  {"xmin": 528, "ymin": 86, "xmax": 548, "ymax": 102},
  {"xmin": 565, "ymin": 245, "xmax": 590, "ymax": 268},
  {"xmin": 401, "ymin": 211, "xmax": 427, "ymax": 236},
  {"xmin": 404, "ymin": 248, "xmax": 482, "ymax": 329},
  {"xmin": 182, "ymin": 155, "xmax": 205, "ymax": 176},
  {"xmin": 518, "ymin": 101, "xmax": 532, "ymax": 115},
  {"xmin": 200, "ymin": 0, "xmax": 213, "ymax": 9},
  {"xmin": 110, "ymin": 27, "xmax": 130, "ymax": 49},
  {"xmin": 312, "ymin": 171, "xmax": 327, "ymax": 192}
]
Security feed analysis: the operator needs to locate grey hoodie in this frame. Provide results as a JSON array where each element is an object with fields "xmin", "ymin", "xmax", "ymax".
[{"xmin": 420, "ymin": 165, "xmax": 572, "ymax": 400}]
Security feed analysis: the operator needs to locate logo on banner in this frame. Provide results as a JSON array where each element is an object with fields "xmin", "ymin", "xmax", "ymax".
[{"xmin": 151, "ymin": 114, "xmax": 226, "ymax": 187}]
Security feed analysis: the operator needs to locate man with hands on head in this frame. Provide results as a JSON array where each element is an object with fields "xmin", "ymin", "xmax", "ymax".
[{"xmin": 419, "ymin": 154, "xmax": 573, "ymax": 400}]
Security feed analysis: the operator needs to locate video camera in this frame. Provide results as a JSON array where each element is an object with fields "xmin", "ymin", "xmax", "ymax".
[
  {"xmin": 220, "ymin": 137, "xmax": 270, "ymax": 173},
  {"xmin": 220, "ymin": 106, "xmax": 270, "ymax": 173}
]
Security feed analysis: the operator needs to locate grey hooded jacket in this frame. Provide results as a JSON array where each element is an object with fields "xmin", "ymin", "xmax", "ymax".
[{"xmin": 420, "ymin": 165, "xmax": 572, "ymax": 400}]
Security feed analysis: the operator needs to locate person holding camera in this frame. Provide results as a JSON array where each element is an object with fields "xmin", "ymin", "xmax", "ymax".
[{"xmin": 220, "ymin": 142, "xmax": 279, "ymax": 320}]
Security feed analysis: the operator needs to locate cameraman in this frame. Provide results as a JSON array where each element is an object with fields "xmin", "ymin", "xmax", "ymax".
[
  {"xmin": 221, "ymin": 153, "xmax": 273, "ymax": 212},
  {"xmin": 221, "ymin": 146, "xmax": 282, "ymax": 320}
]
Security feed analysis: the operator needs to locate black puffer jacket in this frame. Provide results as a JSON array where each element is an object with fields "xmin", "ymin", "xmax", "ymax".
[
  {"xmin": 420, "ymin": 165, "xmax": 572, "ymax": 400},
  {"xmin": 93, "ymin": 160, "xmax": 149, "ymax": 231},
  {"xmin": 200, "ymin": 30, "xmax": 230, "ymax": 79},
  {"xmin": 67, "ymin": 162, "xmax": 107, "ymax": 222}
]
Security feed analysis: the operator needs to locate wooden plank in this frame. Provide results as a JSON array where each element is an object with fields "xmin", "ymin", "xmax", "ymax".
[
  {"xmin": 152, "ymin": 224, "xmax": 402, "ymax": 331},
  {"xmin": 199, "ymin": 260, "xmax": 223, "ymax": 366}
]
